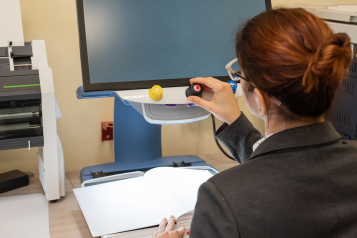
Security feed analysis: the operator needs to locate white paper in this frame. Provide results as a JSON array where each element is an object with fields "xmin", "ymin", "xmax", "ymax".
[
  {"xmin": 74, "ymin": 177, "xmax": 172, "ymax": 237},
  {"xmin": 0, "ymin": 0, "xmax": 24, "ymax": 47},
  {"xmin": 0, "ymin": 194, "xmax": 50, "ymax": 238},
  {"xmin": 144, "ymin": 168, "xmax": 212, "ymax": 217}
]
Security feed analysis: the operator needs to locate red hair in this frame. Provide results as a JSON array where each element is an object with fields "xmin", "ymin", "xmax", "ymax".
[{"xmin": 236, "ymin": 8, "xmax": 352, "ymax": 118}]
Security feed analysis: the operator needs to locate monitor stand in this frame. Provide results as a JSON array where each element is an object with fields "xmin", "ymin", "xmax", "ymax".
[{"xmin": 76, "ymin": 86, "xmax": 210, "ymax": 183}]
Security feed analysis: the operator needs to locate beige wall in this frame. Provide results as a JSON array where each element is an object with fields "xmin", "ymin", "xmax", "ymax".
[{"xmin": 2, "ymin": 0, "xmax": 352, "ymax": 174}]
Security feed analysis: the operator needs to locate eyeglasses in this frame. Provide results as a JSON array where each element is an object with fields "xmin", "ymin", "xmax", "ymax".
[
  {"xmin": 225, "ymin": 58, "xmax": 256, "ymax": 87},
  {"xmin": 225, "ymin": 58, "xmax": 281, "ymax": 106}
]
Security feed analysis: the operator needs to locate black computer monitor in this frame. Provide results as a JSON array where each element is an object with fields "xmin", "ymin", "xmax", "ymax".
[{"xmin": 76, "ymin": 0, "xmax": 272, "ymax": 92}]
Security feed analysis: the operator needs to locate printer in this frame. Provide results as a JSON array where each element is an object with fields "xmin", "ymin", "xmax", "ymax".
[
  {"xmin": 0, "ymin": 42, "xmax": 43, "ymax": 149},
  {"xmin": 0, "ymin": 0, "xmax": 65, "ymax": 202}
]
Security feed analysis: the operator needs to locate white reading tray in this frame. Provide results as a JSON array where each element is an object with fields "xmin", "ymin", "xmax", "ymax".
[{"xmin": 74, "ymin": 166, "xmax": 218, "ymax": 238}]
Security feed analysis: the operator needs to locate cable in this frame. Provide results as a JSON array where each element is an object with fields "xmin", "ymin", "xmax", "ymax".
[{"xmin": 211, "ymin": 114, "xmax": 235, "ymax": 161}]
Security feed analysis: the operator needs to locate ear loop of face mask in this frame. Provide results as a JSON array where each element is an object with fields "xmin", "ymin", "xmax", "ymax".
[{"xmin": 272, "ymin": 97, "xmax": 282, "ymax": 107}]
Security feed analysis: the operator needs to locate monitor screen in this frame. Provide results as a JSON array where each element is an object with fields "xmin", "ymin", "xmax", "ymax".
[{"xmin": 77, "ymin": 0, "xmax": 270, "ymax": 91}]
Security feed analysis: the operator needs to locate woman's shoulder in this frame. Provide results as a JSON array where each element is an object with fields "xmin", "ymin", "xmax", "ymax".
[
  {"xmin": 208, "ymin": 160, "xmax": 261, "ymax": 190},
  {"xmin": 208, "ymin": 137, "xmax": 357, "ymax": 198}
]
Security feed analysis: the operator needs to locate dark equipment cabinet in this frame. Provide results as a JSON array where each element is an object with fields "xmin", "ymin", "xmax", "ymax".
[{"xmin": 326, "ymin": 43, "xmax": 357, "ymax": 140}]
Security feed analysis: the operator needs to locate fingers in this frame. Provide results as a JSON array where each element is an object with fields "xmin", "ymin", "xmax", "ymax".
[
  {"xmin": 190, "ymin": 77, "xmax": 224, "ymax": 91},
  {"xmin": 154, "ymin": 217, "xmax": 186, "ymax": 238},
  {"xmin": 177, "ymin": 227, "xmax": 186, "ymax": 237},
  {"xmin": 158, "ymin": 218, "xmax": 168, "ymax": 235},
  {"xmin": 187, "ymin": 96, "xmax": 213, "ymax": 111},
  {"xmin": 202, "ymin": 84, "xmax": 215, "ymax": 94},
  {"xmin": 166, "ymin": 228, "xmax": 186, "ymax": 238},
  {"xmin": 165, "ymin": 215, "xmax": 176, "ymax": 232}
]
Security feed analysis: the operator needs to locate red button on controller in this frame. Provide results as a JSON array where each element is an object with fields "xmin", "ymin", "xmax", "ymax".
[
  {"xmin": 186, "ymin": 83, "xmax": 203, "ymax": 98},
  {"xmin": 193, "ymin": 84, "xmax": 201, "ymax": 92}
]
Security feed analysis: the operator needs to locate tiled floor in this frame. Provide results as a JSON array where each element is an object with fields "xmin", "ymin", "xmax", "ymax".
[{"xmin": 0, "ymin": 153, "xmax": 237, "ymax": 238}]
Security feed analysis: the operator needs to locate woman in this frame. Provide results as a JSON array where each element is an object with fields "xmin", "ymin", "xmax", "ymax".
[{"xmin": 153, "ymin": 8, "xmax": 356, "ymax": 238}]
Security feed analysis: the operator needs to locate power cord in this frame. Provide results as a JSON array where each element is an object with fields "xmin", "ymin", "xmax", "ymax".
[{"xmin": 211, "ymin": 114, "xmax": 235, "ymax": 161}]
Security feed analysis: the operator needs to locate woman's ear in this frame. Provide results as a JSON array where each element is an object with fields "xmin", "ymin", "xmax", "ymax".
[{"xmin": 253, "ymin": 88, "xmax": 268, "ymax": 117}]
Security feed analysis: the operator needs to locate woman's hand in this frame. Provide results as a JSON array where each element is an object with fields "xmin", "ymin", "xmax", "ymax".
[
  {"xmin": 187, "ymin": 77, "xmax": 241, "ymax": 125},
  {"xmin": 152, "ymin": 216, "xmax": 186, "ymax": 238}
]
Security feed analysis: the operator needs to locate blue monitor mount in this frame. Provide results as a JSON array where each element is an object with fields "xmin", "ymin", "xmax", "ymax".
[{"xmin": 76, "ymin": 86, "xmax": 210, "ymax": 182}]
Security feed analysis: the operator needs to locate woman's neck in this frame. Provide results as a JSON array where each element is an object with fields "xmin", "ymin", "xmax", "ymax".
[{"xmin": 264, "ymin": 116, "xmax": 325, "ymax": 136}]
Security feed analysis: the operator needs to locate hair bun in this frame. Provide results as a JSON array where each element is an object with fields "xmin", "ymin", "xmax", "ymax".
[
  {"xmin": 236, "ymin": 8, "xmax": 352, "ymax": 118},
  {"xmin": 303, "ymin": 33, "xmax": 352, "ymax": 93}
]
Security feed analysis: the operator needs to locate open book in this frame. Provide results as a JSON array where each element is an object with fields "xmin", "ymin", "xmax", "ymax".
[
  {"xmin": 74, "ymin": 167, "xmax": 213, "ymax": 237},
  {"xmin": 103, "ymin": 211, "xmax": 193, "ymax": 238}
]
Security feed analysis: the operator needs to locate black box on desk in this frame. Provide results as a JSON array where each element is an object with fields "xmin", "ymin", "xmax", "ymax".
[{"xmin": 0, "ymin": 170, "xmax": 29, "ymax": 194}]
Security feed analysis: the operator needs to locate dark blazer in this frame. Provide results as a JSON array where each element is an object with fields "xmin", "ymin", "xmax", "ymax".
[{"xmin": 190, "ymin": 113, "xmax": 357, "ymax": 238}]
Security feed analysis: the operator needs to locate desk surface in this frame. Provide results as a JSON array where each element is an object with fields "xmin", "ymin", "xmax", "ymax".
[{"xmin": 0, "ymin": 153, "xmax": 237, "ymax": 238}]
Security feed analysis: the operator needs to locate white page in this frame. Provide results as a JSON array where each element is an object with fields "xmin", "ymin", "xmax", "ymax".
[
  {"xmin": 74, "ymin": 177, "xmax": 172, "ymax": 237},
  {"xmin": 0, "ymin": 194, "xmax": 50, "ymax": 238},
  {"xmin": 144, "ymin": 168, "xmax": 213, "ymax": 218}
]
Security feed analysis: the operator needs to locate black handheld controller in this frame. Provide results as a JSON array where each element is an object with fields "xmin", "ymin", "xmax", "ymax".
[{"xmin": 185, "ymin": 83, "xmax": 203, "ymax": 98}]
